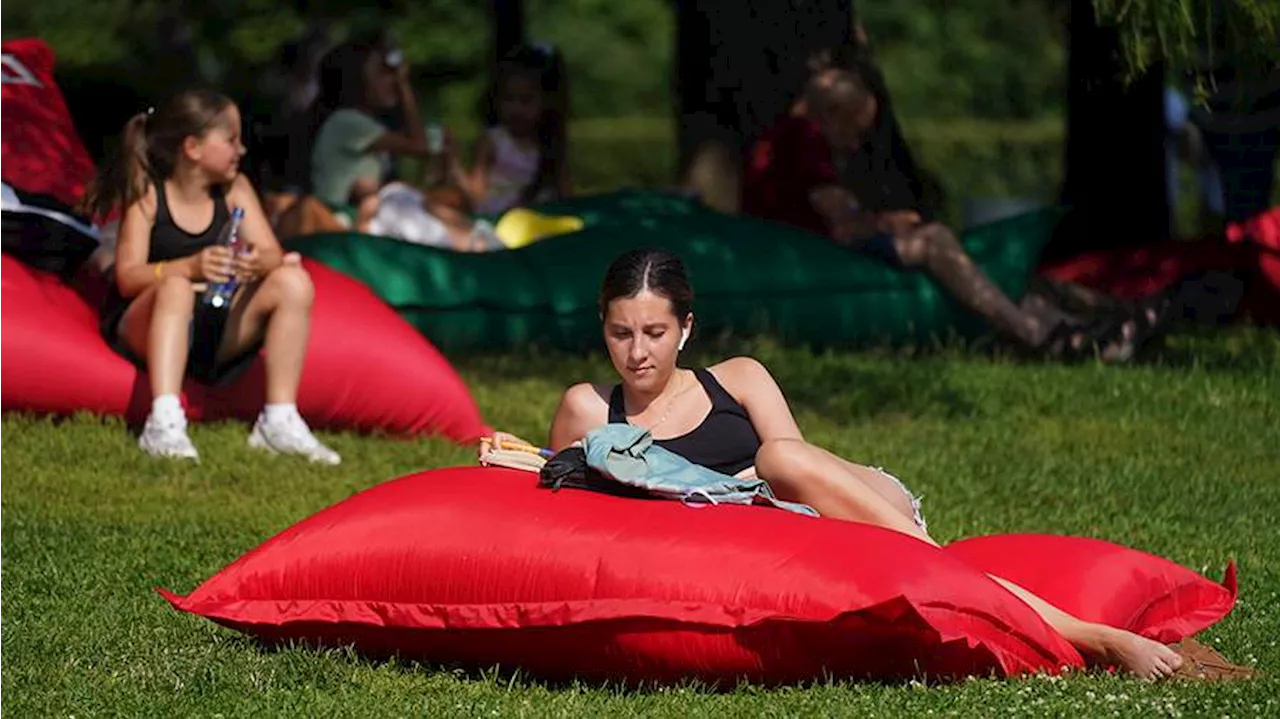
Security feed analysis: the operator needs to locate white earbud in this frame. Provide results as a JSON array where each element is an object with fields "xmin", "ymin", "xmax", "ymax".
[{"xmin": 678, "ymin": 328, "xmax": 690, "ymax": 351}]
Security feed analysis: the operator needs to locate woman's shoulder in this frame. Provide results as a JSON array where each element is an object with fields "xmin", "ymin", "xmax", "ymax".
[
  {"xmin": 560, "ymin": 381, "xmax": 613, "ymax": 414},
  {"xmin": 705, "ymin": 356, "xmax": 776, "ymax": 400},
  {"xmin": 550, "ymin": 381, "xmax": 612, "ymax": 448}
]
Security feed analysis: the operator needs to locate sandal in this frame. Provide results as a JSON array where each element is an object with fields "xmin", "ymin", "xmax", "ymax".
[
  {"xmin": 1170, "ymin": 637, "xmax": 1257, "ymax": 682},
  {"xmin": 1116, "ymin": 292, "xmax": 1177, "ymax": 356},
  {"xmin": 1038, "ymin": 315, "xmax": 1138, "ymax": 364}
]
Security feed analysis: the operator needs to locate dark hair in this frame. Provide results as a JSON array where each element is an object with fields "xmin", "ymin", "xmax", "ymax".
[
  {"xmin": 488, "ymin": 44, "xmax": 569, "ymax": 204},
  {"xmin": 312, "ymin": 42, "xmax": 377, "ymax": 131},
  {"xmin": 77, "ymin": 89, "xmax": 234, "ymax": 220},
  {"xmin": 599, "ymin": 248, "xmax": 694, "ymax": 319}
]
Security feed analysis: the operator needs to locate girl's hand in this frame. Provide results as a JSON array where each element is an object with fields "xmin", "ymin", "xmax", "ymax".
[
  {"xmin": 196, "ymin": 245, "xmax": 234, "ymax": 283},
  {"xmin": 235, "ymin": 243, "xmax": 266, "ymax": 283}
]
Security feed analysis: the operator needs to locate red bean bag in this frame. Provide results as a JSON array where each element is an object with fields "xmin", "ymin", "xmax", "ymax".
[
  {"xmin": 1, "ymin": 253, "xmax": 489, "ymax": 443},
  {"xmin": 1, "ymin": 38, "xmax": 96, "ymax": 211},
  {"xmin": 2, "ymin": 38, "xmax": 102, "ymax": 277},
  {"xmin": 160, "ymin": 466, "xmax": 1094, "ymax": 684},
  {"xmin": 944, "ymin": 535, "xmax": 1238, "ymax": 644}
]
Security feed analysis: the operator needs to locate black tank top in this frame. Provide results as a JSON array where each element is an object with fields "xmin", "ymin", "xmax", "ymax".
[
  {"xmin": 608, "ymin": 368, "xmax": 762, "ymax": 476},
  {"xmin": 148, "ymin": 180, "xmax": 231, "ymax": 262}
]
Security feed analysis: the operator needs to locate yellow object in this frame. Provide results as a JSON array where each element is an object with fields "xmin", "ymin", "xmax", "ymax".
[
  {"xmin": 492, "ymin": 208, "xmax": 585, "ymax": 249},
  {"xmin": 154, "ymin": 261, "xmax": 166, "ymax": 279}
]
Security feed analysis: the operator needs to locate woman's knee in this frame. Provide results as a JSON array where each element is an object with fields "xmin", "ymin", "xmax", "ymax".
[
  {"xmin": 755, "ymin": 439, "xmax": 825, "ymax": 488},
  {"xmin": 263, "ymin": 264, "xmax": 314, "ymax": 307},
  {"xmin": 918, "ymin": 223, "xmax": 963, "ymax": 259}
]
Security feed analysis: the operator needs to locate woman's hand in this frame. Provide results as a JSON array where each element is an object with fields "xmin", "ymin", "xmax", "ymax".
[
  {"xmin": 875, "ymin": 210, "xmax": 922, "ymax": 238},
  {"xmin": 478, "ymin": 431, "xmax": 534, "ymax": 460},
  {"xmin": 195, "ymin": 245, "xmax": 234, "ymax": 283}
]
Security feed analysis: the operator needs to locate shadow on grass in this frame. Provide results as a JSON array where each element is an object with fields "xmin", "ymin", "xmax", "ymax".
[{"xmin": 238, "ymin": 634, "xmax": 959, "ymax": 695}]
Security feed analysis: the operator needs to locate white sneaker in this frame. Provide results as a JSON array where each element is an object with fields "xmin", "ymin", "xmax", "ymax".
[
  {"xmin": 138, "ymin": 411, "xmax": 199, "ymax": 461},
  {"xmin": 248, "ymin": 411, "xmax": 341, "ymax": 465}
]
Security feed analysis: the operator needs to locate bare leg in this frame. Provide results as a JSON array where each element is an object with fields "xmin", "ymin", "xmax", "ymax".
[
  {"xmin": 425, "ymin": 200, "xmax": 482, "ymax": 251},
  {"xmin": 754, "ymin": 438, "xmax": 937, "ymax": 545},
  {"xmin": 119, "ymin": 276, "xmax": 201, "ymax": 458},
  {"xmin": 755, "ymin": 437, "xmax": 1183, "ymax": 680},
  {"xmin": 119, "ymin": 275, "xmax": 196, "ymax": 397},
  {"xmin": 218, "ymin": 259, "xmax": 314, "ymax": 404},
  {"xmin": 993, "ymin": 576, "xmax": 1183, "ymax": 680},
  {"xmin": 218, "ymin": 258, "xmax": 338, "ymax": 464},
  {"xmin": 893, "ymin": 223, "xmax": 1048, "ymax": 346},
  {"xmin": 895, "ymin": 223, "xmax": 1138, "ymax": 359}
]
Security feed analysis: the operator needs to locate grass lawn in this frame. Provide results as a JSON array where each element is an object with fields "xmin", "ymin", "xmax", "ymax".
[{"xmin": 4, "ymin": 329, "xmax": 1279, "ymax": 717}]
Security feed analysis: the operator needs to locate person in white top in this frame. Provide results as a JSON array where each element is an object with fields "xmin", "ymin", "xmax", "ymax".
[{"xmin": 455, "ymin": 44, "xmax": 570, "ymax": 216}]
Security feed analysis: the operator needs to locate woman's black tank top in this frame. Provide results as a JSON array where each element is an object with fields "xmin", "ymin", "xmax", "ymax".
[
  {"xmin": 608, "ymin": 368, "xmax": 762, "ymax": 476},
  {"xmin": 148, "ymin": 180, "xmax": 230, "ymax": 262}
]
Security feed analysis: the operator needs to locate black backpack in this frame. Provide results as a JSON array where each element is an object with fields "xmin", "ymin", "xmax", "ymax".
[{"xmin": 0, "ymin": 181, "xmax": 99, "ymax": 277}]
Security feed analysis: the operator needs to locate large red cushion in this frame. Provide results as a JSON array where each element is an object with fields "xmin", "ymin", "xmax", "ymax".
[
  {"xmin": 1, "ymin": 38, "xmax": 97, "ymax": 209},
  {"xmin": 944, "ymin": 534, "xmax": 1237, "ymax": 644},
  {"xmin": 160, "ymin": 466, "xmax": 1089, "ymax": 685},
  {"xmin": 1, "ymin": 253, "xmax": 489, "ymax": 443}
]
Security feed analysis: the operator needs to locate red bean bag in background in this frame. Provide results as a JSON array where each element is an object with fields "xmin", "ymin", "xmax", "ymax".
[
  {"xmin": 1, "ymin": 253, "xmax": 489, "ymax": 444},
  {"xmin": 160, "ymin": 466, "xmax": 1091, "ymax": 685},
  {"xmin": 2, "ymin": 38, "xmax": 102, "ymax": 277},
  {"xmin": 944, "ymin": 534, "xmax": 1238, "ymax": 644},
  {"xmin": 1, "ymin": 38, "xmax": 97, "ymax": 211},
  {"xmin": 1036, "ymin": 206, "xmax": 1280, "ymax": 327}
]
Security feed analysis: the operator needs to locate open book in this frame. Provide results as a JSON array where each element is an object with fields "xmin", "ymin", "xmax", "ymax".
[{"xmin": 479, "ymin": 448, "xmax": 548, "ymax": 473}]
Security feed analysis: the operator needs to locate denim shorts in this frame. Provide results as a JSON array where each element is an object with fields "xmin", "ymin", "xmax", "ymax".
[
  {"xmin": 855, "ymin": 232, "xmax": 906, "ymax": 268},
  {"xmin": 873, "ymin": 466, "xmax": 928, "ymax": 534}
]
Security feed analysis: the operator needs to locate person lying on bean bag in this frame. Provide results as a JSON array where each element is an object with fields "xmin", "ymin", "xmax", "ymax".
[{"xmin": 483, "ymin": 246, "xmax": 1255, "ymax": 680}]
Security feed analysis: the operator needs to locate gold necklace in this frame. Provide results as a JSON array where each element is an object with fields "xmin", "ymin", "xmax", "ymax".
[{"xmin": 634, "ymin": 370, "xmax": 692, "ymax": 431}]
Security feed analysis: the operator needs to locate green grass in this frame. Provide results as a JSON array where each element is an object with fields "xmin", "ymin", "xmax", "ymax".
[{"xmin": 4, "ymin": 329, "xmax": 1280, "ymax": 717}]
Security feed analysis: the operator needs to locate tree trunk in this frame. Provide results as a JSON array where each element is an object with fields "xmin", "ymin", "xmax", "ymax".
[
  {"xmin": 491, "ymin": 0, "xmax": 526, "ymax": 61},
  {"xmin": 1048, "ymin": 0, "xmax": 1169, "ymax": 261},
  {"xmin": 484, "ymin": 0, "xmax": 527, "ymax": 125}
]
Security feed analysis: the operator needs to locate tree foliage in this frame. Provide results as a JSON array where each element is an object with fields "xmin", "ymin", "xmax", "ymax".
[
  {"xmin": 1090, "ymin": 0, "xmax": 1280, "ymax": 89},
  {"xmin": 5, "ymin": 0, "xmax": 1274, "ymax": 131}
]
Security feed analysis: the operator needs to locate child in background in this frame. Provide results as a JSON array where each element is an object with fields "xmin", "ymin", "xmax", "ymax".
[
  {"xmin": 79, "ymin": 90, "xmax": 340, "ymax": 464},
  {"xmin": 456, "ymin": 44, "xmax": 570, "ymax": 216},
  {"xmin": 309, "ymin": 41, "xmax": 499, "ymax": 250}
]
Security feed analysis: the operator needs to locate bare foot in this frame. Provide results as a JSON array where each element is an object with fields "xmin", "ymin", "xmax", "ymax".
[{"xmin": 1096, "ymin": 628, "xmax": 1184, "ymax": 681}]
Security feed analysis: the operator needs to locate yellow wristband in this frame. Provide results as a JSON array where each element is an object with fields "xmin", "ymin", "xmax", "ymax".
[{"xmin": 154, "ymin": 261, "xmax": 166, "ymax": 280}]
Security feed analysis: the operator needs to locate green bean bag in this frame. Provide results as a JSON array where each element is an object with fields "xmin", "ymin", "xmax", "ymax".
[{"xmin": 290, "ymin": 190, "xmax": 1062, "ymax": 353}]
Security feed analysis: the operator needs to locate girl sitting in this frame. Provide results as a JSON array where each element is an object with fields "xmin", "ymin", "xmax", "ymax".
[
  {"xmin": 455, "ymin": 44, "xmax": 570, "ymax": 217},
  {"xmin": 309, "ymin": 41, "xmax": 497, "ymax": 251},
  {"xmin": 79, "ymin": 90, "xmax": 340, "ymax": 464}
]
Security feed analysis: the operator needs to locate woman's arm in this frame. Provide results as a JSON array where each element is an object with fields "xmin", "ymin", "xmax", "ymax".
[
  {"xmin": 365, "ymin": 65, "xmax": 429, "ymax": 157},
  {"xmin": 114, "ymin": 188, "xmax": 203, "ymax": 298},
  {"xmin": 547, "ymin": 382, "xmax": 609, "ymax": 451},
  {"xmin": 809, "ymin": 185, "xmax": 879, "ymax": 244},
  {"xmin": 711, "ymin": 357, "xmax": 805, "ymax": 443}
]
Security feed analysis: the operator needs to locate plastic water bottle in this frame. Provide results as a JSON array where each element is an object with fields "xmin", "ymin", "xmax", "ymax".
[
  {"xmin": 426, "ymin": 123, "xmax": 444, "ymax": 154},
  {"xmin": 203, "ymin": 207, "xmax": 246, "ymax": 309}
]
